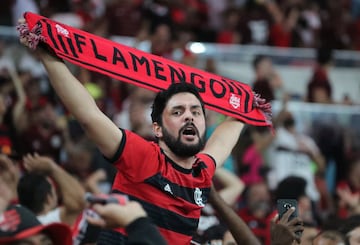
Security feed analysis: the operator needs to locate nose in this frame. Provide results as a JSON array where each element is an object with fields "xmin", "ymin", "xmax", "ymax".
[{"xmin": 184, "ymin": 110, "xmax": 194, "ymax": 122}]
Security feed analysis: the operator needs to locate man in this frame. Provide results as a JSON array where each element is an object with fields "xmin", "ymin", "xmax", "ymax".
[
  {"xmin": 19, "ymin": 18, "xmax": 245, "ymax": 244},
  {"xmin": 252, "ymin": 55, "xmax": 283, "ymax": 103},
  {"xmin": 0, "ymin": 205, "xmax": 72, "ymax": 245},
  {"xmin": 17, "ymin": 153, "xmax": 86, "ymax": 226}
]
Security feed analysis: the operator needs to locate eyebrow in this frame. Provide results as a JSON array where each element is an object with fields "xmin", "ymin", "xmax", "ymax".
[{"xmin": 171, "ymin": 105, "xmax": 202, "ymax": 110}]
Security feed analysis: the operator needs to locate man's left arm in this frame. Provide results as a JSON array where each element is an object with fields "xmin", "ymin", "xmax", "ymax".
[{"xmin": 201, "ymin": 117, "xmax": 244, "ymax": 168}]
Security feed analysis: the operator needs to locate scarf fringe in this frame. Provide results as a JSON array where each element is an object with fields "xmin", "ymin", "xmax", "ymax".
[
  {"xmin": 253, "ymin": 93, "xmax": 272, "ymax": 123},
  {"xmin": 16, "ymin": 23, "xmax": 46, "ymax": 50}
]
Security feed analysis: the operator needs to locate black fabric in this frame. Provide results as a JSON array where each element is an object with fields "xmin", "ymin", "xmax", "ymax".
[{"xmin": 126, "ymin": 217, "xmax": 167, "ymax": 245}]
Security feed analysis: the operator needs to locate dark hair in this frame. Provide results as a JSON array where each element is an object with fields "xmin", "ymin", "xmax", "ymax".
[
  {"xmin": 316, "ymin": 47, "xmax": 333, "ymax": 65},
  {"xmin": 252, "ymin": 55, "xmax": 268, "ymax": 70},
  {"xmin": 339, "ymin": 215, "xmax": 360, "ymax": 245},
  {"xmin": 17, "ymin": 173, "xmax": 53, "ymax": 214},
  {"xmin": 275, "ymin": 176, "xmax": 307, "ymax": 200},
  {"xmin": 151, "ymin": 82, "xmax": 205, "ymax": 125}
]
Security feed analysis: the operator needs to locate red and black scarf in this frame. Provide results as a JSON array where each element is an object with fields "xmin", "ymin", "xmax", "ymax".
[{"xmin": 18, "ymin": 12, "xmax": 272, "ymax": 126}]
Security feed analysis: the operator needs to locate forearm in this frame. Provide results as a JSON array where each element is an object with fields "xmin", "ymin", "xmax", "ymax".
[
  {"xmin": 49, "ymin": 162, "xmax": 86, "ymax": 212},
  {"xmin": 205, "ymin": 117, "xmax": 244, "ymax": 167},
  {"xmin": 39, "ymin": 51, "xmax": 100, "ymax": 123},
  {"xmin": 209, "ymin": 187, "xmax": 261, "ymax": 245},
  {"xmin": 215, "ymin": 168, "xmax": 244, "ymax": 206}
]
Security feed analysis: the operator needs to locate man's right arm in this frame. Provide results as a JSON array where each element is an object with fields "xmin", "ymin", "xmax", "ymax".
[
  {"xmin": 38, "ymin": 50, "xmax": 122, "ymax": 159},
  {"xmin": 208, "ymin": 186, "xmax": 261, "ymax": 245}
]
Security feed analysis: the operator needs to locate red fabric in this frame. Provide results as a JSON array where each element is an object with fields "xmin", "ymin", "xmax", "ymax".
[
  {"xmin": 336, "ymin": 181, "xmax": 360, "ymax": 218},
  {"xmin": 238, "ymin": 208, "xmax": 277, "ymax": 245},
  {"xmin": 269, "ymin": 23, "xmax": 292, "ymax": 47},
  {"xmin": 216, "ymin": 31, "xmax": 236, "ymax": 44},
  {"xmin": 111, "ymin": 130, "xmax": 216, "ymax": 244},
  {"xmin": 21, "ymin": 12, "xmax": 271, "ymax": 127}
]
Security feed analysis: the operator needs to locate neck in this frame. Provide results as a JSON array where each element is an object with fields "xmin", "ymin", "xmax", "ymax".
[{"xmin": 158, "ymin": 141, "xmax": 195, "ymax": 169}]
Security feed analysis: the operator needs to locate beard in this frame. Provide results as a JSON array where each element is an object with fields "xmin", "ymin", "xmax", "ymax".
[{"xmin": 161, "ymin": 123, "xmax": 206, "ymax": 158}]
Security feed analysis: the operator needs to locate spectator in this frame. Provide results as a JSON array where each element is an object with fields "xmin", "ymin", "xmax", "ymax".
[
  {"xmin": 252, "ymin": 55, "xmax": 283, "ymax": 102},
  {"xmin": 312, "ymin": 230, "xmax": 346, "ymax": 245},
  {"xmin": 237, "ymin": 0, "xmax": 272, "ymax": 45},
  {"xmin": 19, "ymin": 25, "xmax": 247, "ymax": 244},
  {"xmin": 339, "ymin": 214, "xmax": 360, "ymax": 245},
  {"xmin": 113, "ymin": 85, "xmax": 156, "ymax": 141},
  {"xmin": 18, "ymin": 101, "xmax": 65, "ymax": 162},
  {"xmin": 306, "ymin": 47, "xmax": 333, "ymax": 104},
  {"xmin": 275, "ymin": 176, "xmax": 316, "ymax": 225},
  {"xmin": 300, "ymin": 222, "xmax": 319, "ymax": 245},
  {"xmin": 234, "ymin": 125, "xmax": 273, "ymax": 185},
  {"xmin": 266, "ymin": 109, "xmax": 325, "ymax": 203},
  {"xmin": 0, "ymin": 205, "xmax": 72, "ymax": 245},
  {"xmin": 216, "ymin": 7, "xmax": 241, "ymax": 44},
  {"xmin": 105, "ymin": 0, "xmax": 146, "ymax": 38},
  {"xmin": 238, "ymin": 181, "xmax": 276, "ymax": 245},
  {"xmin": 336, "ymin": 157, "xmax": 360, "ymax": 218},
  {"xmin": 17, "ymin": 153, "xmax": 86, "ymax": 226}
]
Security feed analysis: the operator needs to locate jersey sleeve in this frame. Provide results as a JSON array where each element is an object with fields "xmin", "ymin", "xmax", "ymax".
[{"xmin": 110, "ymin": 129, "xmax": 161, "ymax": 181}]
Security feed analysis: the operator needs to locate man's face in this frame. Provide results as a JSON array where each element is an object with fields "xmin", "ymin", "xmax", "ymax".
[
  {"xmin": 158, "ymin": 92, "xmax": 206, "ymax": 157},
  {"xmin": 11, "ymin": 233, "xmax": 54, "ymax": 245}
]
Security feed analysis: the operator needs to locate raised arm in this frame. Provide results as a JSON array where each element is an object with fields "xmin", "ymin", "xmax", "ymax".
[
  {"xmin": 40, "ymin": 51, "xmax": 121, "ymax": 158},
  {"xmin": 23, "ymin": 153, "xmax": 86, "ymax": 225},
  {"xmin": 214, "ymin": 167, "xmax": 245, "ymax": 206},
  {"xmin": 202, "ymin": 117, "xmax": 244, "ymax": 168},
  {"xmin": 19, "ymin": 19, "xmax": 121, "ymax": 158}
]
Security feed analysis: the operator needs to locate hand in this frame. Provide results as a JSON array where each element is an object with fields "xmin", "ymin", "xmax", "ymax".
[
  {"xmin": 0, "ymin": 177, "xmax": 13, "ymax": 213},
  {"xmin": 85, "ymin": 169, "xmax": 107, "ymax": 194},
  {"xmin": 271, "ymin": 207, "xmax": 304, "ymax": 245},
  {"xmin": 337, "ymin": 186, "xmax": 360, "ymax": 210},
  {"xmin": 23, "ymin": 153, "xmax": 56, "ymax": 175},
  {"xmin": 0, "ymin": 154, "xmax": 20, "ymax": 197},
  {"xmin": 87, "ymin": 201, "xmax": 147, "ymax": 229}
]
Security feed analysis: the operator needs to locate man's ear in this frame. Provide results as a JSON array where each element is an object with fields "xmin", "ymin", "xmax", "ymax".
[{"xmin": 152, "ymin": 122, "xmax": 162, "ymax": 138}]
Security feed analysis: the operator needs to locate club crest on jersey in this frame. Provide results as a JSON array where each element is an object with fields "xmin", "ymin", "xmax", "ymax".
[{"xmin": 194, "ymin": 188, "xmax": 205, "ymax": 207}]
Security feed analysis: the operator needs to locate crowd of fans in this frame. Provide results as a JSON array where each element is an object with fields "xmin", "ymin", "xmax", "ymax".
[
  {"xmin": 2, "ymin": 0, "xmax": 360, "ymax": 51},
  {"xmin": 0, "ymin": 0, "xmax": 359, "ymax": 244}
]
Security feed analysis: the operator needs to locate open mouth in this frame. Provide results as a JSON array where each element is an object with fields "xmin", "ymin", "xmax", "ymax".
[{"xmin": 181, "ymin": 124, "xmax": 198, "ymax": 137}]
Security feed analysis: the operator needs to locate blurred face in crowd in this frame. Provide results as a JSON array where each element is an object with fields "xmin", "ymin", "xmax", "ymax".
[
  {"xmin": 247, "ymin": 182, "xmax": 271, "ymax": 218},
  {"xmin": 312, "ymin": 231, "xmax": 345, "ymax": 245},
  {"xmin": 256, "ymin": 58, "xmax": 274, "ymax": 80},
  {"xmin": 349, "ymin": 160, "xmax": 360, "ymax": 189},
  {"xmin": 300, "ymin": 226, "xmax": 318, "ymax": 245},
  {"xmin": 311, "ymin": 87, "xmax": 331, "ymax": 104},
  {"xmin": 151, "ymin": 24, "xmax": 171, "ymax": 56},
  {"xmin": 298, "ymin": 196, "xmax": 314, "ymax": 224},
  {"xmin": 10, "ymin": 233, "xmax": 54, "ymax": 245},
  {"xmin": 347, "ymin": 226, "xmax": 360, "ymax": 245},
  {"xmin": 129, "ymin": 87, "xmax": 156, "ymax": 138}
]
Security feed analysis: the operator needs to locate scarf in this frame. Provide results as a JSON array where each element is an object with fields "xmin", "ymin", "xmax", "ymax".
[{"xmin": 17, "ymin": 12, "xmax": 272, "ymax": 126}]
